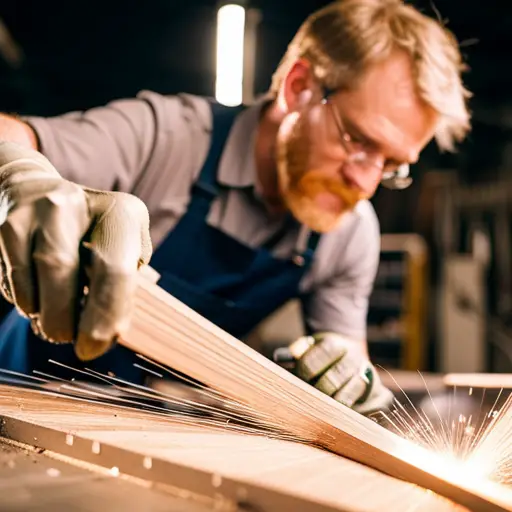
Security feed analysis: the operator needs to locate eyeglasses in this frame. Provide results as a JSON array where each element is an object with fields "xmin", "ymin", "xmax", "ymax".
[{"xmin": 321, "ymin": 96, "xmax": 413, "ymax": 190}]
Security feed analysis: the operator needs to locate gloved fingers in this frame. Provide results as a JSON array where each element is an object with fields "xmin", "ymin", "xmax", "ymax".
[
  {"xmin": 353, "ymin": 377, "xmax": 395, "ymax": 417},
  {"xmin": 75, "ymin": 191, "xmax": 151, "ymax": 361},
  {"xmin": 332, "ymin": 363, "xmax": 372, "ymax": 408},
  {"xmin": 0, "ymin": 143, "xmax": 65, "ymax": 314},
  {"xmin": 0, "ymin": 206, "xmax": 37, "ymax": 313},
  {"xmin": 0, "ymin": 238, "xmax": 13, "ymax": 304},
  {"xmin": 314, "ymin": 351, "xmax": 360, "ymax": 396},
  {"xmin": 139, "ymin": 205, "xmax": 153, "ymax": 268},
  {"xmin": 296, "ymin": 335, "xmax": 348, "ymax": 381},
  {"xmin": 0, "ymin": 142, "xmax": 63, "ymax": 209},
  {"xmin": 32, "ymin": 180, "xmax": 91, "ymax": 342}
]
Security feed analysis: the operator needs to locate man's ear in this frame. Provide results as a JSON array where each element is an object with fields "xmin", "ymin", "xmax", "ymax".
[
  {"xmin": 281, "ymin": 58, "xmax": 315, "ymax": 112},
  {"xmin": 297, "ymin": 89, "xmax": 313, "ymax": 107}
]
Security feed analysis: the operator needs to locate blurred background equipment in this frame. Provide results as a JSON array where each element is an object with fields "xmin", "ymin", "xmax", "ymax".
[
  {"xmin": 435, "ymin": 178, "xmax": 512, "ymax": 374},
  {"xmin": 367, "ymin": 234, "xmax": 428, "ymax": 371}
]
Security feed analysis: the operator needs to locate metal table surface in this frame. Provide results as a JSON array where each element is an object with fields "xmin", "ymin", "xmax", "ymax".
[{"xmin": 0, "ymin": 440, "xmax": 214, "ymax": 512}]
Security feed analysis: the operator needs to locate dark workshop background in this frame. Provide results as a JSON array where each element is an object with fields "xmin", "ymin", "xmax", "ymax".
[{"xmin": 1, "ymin": 0, "xmax": 511, "ymax": 374}]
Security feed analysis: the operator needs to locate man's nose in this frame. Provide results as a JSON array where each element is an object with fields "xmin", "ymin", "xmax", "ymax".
[{"xmin": 341, "ymin": 162, "xmax": 382, "ymax": 195}]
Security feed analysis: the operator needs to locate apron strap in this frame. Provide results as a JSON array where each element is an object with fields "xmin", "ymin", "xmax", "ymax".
[
  {"xmin": 189, "ymin": 99, "xmax": 322, "ymax": 266},
  {"xmin": 263, "ymin": 218, "xmax": 321, "ymax": 256},
  {"xmin": 292, "ymin": 229, "xmax": 321, "ymax": 266},
  {"xmin": 307, "ymin": 230, "xmax": 321, "ymax": 252},
  {"xmin": 189, "ymin": 101, "xmax": 245, "ymax": 214}
]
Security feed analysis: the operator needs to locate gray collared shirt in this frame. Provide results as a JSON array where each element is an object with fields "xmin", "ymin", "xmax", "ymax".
[{"xmin": 24, "ymin": 90, "xmax": 381, "ymax": 341}]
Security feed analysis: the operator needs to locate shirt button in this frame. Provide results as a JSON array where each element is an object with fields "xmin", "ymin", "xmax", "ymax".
[{"xmin": 292, "ymin": 254, "xmax": 305, "ymax": 267}]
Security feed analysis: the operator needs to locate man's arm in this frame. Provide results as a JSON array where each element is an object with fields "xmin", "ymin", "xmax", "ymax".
[
  {"xmin": 0, "ymin": 94, "xmax": 159, "ymax": 355},
  {"xmin": 1, "ymin": 95, "xmax": 158, "ymax": 193},
  {"xmin": 0, "ymin": 113, "xmax": 38, "ymax": 149},
  {"xmin": 0, "ymin": 115, "xmax": 41, "ymax": 322}
]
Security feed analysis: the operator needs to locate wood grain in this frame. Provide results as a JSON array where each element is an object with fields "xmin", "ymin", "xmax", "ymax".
[
  {"xmin": 0, "ymin": 384, "xmax": 469, "ymax": 512},
  {"xmin": 113, "ymin": 273, "xmax": 512, "ymax": 512}
]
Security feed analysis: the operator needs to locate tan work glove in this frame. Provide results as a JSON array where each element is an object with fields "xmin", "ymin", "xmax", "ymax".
[
  {"xmin": 0, "ymin": 141, "xmax": 152, "ymax": 360},
  {"xmin": 276, "ymin": 332, "xmax": 394, "ymax": 416}
]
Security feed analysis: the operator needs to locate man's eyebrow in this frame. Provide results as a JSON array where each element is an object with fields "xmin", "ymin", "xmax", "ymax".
[
  {"xmin": 344, "ymin": 117, "xmax": 412, "ymax": 164},
  {"xmin": 344, "ymin": 118, "xmax": 379, "ymax": 147}
]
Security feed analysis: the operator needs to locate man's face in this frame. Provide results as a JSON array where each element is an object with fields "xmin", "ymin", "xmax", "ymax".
[{"xmin": 276, "ymin": 50, "xmax": 439, "ymax": 233}]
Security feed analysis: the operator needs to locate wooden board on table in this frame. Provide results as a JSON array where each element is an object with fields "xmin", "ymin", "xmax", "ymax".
[
  {"xmin": 116, "ymin": 272, "xmax": 512, "ymax": 512},
  {"xmin": 444, "ymin": 373, "xmax": 512, "ymax": 389},
  {"xmin": 380, "ymin": 370, "xmax": 446, "ymax": 394},
  {"xmin": 0, "ymin": 384, "xmax": 470, "ymax": 512},
  {"xmin": 381, "ymin": 370, "xmax": 512, "ymax": 393}
]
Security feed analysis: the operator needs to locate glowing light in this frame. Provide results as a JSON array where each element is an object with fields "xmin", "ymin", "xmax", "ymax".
[{"xmin": 215, "ymin": 4, "xmax": 246, "ymax": 106}]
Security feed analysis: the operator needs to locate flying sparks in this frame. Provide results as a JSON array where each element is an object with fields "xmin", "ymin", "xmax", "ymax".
[
  {"xmin": 2, "ymin": 357, "xmax": 512, "ymax": 495},
  {"xmin": 376, "ymin": 373, "xmax": 512, "ymax": 489}
]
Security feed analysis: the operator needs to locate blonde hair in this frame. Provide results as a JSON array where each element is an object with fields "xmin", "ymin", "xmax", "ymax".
[{"xmin": 270, "ymin": 0, "xmax": 471, "ymax": 151}]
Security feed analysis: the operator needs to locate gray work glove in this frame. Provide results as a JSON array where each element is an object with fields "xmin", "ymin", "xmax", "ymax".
[
  {"xmin": 0, "ymin": 141, "xmax": 152, "ymax": 360},
  {"xmin": 278, "ymin": 332, "xmax": 394, "ymax": 416}
]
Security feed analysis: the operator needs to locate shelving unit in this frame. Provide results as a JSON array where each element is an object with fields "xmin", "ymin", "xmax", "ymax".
[{"xmin": 367, "ymin": 234, "xmax": 429, "ymax": 371}]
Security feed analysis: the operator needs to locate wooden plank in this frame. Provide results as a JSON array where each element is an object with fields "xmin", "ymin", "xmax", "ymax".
[
  {"xmin": 380, "ymin": 370, "xmax": 446, "ymax": 394},
  {"xmin": 381, "ymin": 370, "xmax": 512, "ymax": 393},
  {"xmin": 444, "ymin": 373, "xmax": 512, "ymax": 389},
  {"xmin": 0, "ymin": 385, "xmax": 469, "ymax": 512},
  {"xmin": 116, "ymin": 273, "xmax": 512, "ymax": 512}
]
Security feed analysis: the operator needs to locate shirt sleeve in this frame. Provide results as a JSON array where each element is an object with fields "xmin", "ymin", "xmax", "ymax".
[
  {"xmin": 22, "ymin": 94, "xmax": 157, "ymax": 192},
  {"xmin": 302, "ymin": 206, "xmax": 381, "ymax": 341}
]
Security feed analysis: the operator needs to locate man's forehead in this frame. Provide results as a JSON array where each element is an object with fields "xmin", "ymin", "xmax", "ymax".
[
  {"xmin": 342, "ymin": 51, "xmax": 420, "ymax": 108},
  {"xmin": 331, "ymin": 52, "xmax": 438, "ymax": 163}
]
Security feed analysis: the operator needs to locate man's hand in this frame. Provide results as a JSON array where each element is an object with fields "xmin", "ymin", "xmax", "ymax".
[
  {"xmin": 278, "ymin": 332, "xmax": 394, "ymax": 416},
  {"xmin": 0, "ymin": 141, "xmax": 152, "ymax": 360}
]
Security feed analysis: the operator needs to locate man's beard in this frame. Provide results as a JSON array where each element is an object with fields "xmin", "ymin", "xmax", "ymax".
[{"xmin": 276, "ymin": 109, "xmax": 366, "ymax": 233}]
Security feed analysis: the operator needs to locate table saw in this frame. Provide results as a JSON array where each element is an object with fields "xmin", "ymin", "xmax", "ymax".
[{"xmin": 0, "ymin": 370, "xmax": 511, "ymax": 512}]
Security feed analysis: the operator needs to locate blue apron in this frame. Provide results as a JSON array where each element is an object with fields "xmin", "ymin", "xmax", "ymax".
[{"xmin": 0, "ymin": 101, "xmax": 321, "ymax": 385}]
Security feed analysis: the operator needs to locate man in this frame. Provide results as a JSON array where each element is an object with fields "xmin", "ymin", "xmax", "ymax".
[{"xmin": 0, "ymin": 0, "xmax": 470, "ymax": 415}]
